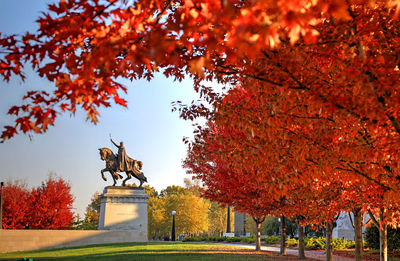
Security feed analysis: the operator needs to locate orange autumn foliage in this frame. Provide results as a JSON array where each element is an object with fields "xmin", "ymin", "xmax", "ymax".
[
  {"xmin": 1, "ymin": 0, "xmax": 400, "ymax": 144},
  {"xmin": 2, "ymin": 0, "xmax": 400, "ymax": 229}
]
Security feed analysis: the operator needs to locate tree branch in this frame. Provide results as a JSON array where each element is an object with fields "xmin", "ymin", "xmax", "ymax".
[
  {"xmin": 367, "ymin": 209, "xmax": 380, "ymax": 229},
  {"xmin": 336, "ymin": 164, "xmax": 391, "ymax": 191},
  {"xmin": 348, "ymin": 212, "xmax": 355, "ymax": 229},
  {"xmin": 348, "ymin": 7, "xmax": 400, "ymax": 135}
]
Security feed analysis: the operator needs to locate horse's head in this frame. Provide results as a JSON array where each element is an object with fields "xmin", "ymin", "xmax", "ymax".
[
  {"xmin": 99, "ymin": 148, "xmax": 110, "ymax": 161},
  {"xmin": 98, "ymin": 148, "xmax": 104, "ymax": 160},
  {"xmin": 137, "ymin": 161, "xmax": 143, "ymax": 170}
]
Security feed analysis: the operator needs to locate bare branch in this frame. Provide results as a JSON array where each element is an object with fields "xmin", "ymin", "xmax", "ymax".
[
  {"xmin": 367, "ymin": 209, "xmax": 380, "ymax": 229},
  {"xmin": 348, "ymin": 212, "xmax": 355, "ymax": 229}
]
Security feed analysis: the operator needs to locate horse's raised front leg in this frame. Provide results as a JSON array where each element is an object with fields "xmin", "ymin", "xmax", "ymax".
[
  {"xmin": 139, "ymin": 179, "xmax": 144, "ymax": 188},
  {"xmin": 122, "ymin": 172, "xmax": 132, "ymax": 186},
  {"xmin": 101, "ymin": 168, "xmax": 107, "ymax": 181}
]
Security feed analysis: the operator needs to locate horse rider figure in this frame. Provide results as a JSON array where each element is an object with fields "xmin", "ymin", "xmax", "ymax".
[
  {"xmin": 99, "ymin": 138, "xmax": 148, "ymax": 186},
  {"xmin": 110, "ymin": 138, "xmax": 130, "ymax": 172}
]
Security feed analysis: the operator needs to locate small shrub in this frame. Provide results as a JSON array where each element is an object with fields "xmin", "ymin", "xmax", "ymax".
[
  {"xmin": 304, "ymin": 237, "xmax": 355, "ymax": 250},
  {"xmin": 226, "ymin": 237, "xmax": 242, "ymax": 243},
  {"xmin": 265, "ymin": 235, "xmax": 280, "ymax": 244},
  {"xmin": 346, "ymin": 240, "xmax": 356, "ymax": 249},
  {"xmin": 242, "ymin": 235, "xmax": 256, "ymax": 244},
  {"xmin": 286, "ymin": 238, "xmax": 298, "ymax": 247},
  {"xmin": 207, "ymin": 236, "xmax": 218, "ymax": 241},
  {"xmin": 332, "ymin": 238, "xmax": 355, "ymax": 250},
  {"xmin": 182, "ymin": 236, "xmax": 206, "ymax": 242},
  {"xmin": 217, "ymin": 237, "xmax": 225, "ymax": 242},
  {"xmin": 305, "ymin": 237, "xmax": 326, "ymax": 250},
  {"xmin": 182, "ymin": 237, "xmax": 190, "ymax": 242}
]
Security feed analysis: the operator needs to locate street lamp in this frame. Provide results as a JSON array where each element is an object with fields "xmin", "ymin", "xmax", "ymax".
[
  {"xmin": 171, "ymin": 210, "xmax": 176, "ymax": 241},
  {"xmin": 278, "ymin": 217, "xmax": 281, "ymax": 235},
  {"xmin": 0, "ymin": 182, "xmax": 3, "ymax": 230}
]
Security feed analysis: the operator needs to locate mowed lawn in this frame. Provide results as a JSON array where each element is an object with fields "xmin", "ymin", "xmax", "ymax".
[{"xmin": 0, "ymin": 242, "xmax": 316, "ymax": 260}]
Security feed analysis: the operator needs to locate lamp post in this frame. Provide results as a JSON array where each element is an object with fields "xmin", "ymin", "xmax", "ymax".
[
  {"xmin": 171, "ymin": 210, "xmax": 176, "ymax": 241},
  {"xmin": 226, "ymin": 205, "xmax": 231, "ymax": 233},
  {"xmin": 0, "ymin": 182, "xmax": 3, "ymax": 230}
]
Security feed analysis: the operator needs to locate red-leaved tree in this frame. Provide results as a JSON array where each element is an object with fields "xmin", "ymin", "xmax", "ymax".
[
  {"xmin": 28, "ymin": 175, "xmax": 74, "ymax": 229},
  {"xmin": 2, "ymin": 175, "xmax": 74, "ymax": 229},
  {"xmin": 2, "ymin": 181, "xmax": 30, "ymax": 229}
]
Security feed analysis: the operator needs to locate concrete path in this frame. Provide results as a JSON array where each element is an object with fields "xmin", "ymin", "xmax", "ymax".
[{"xmin": 217, "ymin": 243, "xmax": 354, "ymax": 261}]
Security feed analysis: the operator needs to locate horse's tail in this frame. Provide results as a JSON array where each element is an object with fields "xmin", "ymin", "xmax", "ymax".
[{"xmin": 138, "ymin": 172, "xmax": 147, "ymax": 183}]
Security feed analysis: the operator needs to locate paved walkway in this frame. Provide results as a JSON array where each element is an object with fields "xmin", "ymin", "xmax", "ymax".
[{"xmin": 217, "ymin": 243, "xmax": 354, "ymax": 261}]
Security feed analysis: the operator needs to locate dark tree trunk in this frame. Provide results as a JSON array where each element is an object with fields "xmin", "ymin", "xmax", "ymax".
[
  {"xmin": 256, "ymin": 221, "xmax": 262, "ymax": 251},
  {"xmin": 280, "ymin": 215, "xmax": 287, "ymax": 255},
  {"xmin": 354, "ymin": 209, "xmax": 363, "ymax": 261},
  {"xmin": 298, "ymin": 224, "xmax": 306, "ymax": 259},
  {"xmin": 326, "ymin": 222, "xmax": 333, "ymax": 261}
]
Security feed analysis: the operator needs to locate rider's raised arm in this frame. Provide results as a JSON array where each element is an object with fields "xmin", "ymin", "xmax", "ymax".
[{"xmin": 110, "ymin": 138, "xmax": 119, "ymax": 148}]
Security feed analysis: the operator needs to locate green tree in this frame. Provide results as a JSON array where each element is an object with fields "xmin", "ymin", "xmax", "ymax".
[
  {"xmin": 263, "ymin": 216, "xmax": 280, "ymax": 236},
  {"xmin": 208, "ymin": 202, "xmax": 230, "ymax": 236},
  {"xmin": 245, "ymin": 216, "xmax": 263, "ymax": 236},
  {"xmin": 74, "ymin": 192, "xmax": 100, "ymax": 230}
]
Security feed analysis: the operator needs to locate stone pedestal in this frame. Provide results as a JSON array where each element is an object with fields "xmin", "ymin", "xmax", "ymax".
[
  {"xmin": 333, "ymin": 212, "xmax": 355, "ymax": 240},
  {"xmin": 333, "ymin": 212, "xmax": 368, "ymax": 240},
  {"xmin": 234, "ymin": 212, "xmax": 246, "ymax": 237},
  {"xmin": 98, "ymin": 186, "xmax": 149, "ymax": 240}
]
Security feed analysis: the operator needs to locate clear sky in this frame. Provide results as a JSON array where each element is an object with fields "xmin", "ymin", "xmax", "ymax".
[{"xmin": 0, "ymin": 1, "xmax": 202, "ymax": 216}]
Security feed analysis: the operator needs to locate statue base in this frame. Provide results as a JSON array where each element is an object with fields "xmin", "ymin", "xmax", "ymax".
[{"xmin": 98, "ymin": 186, "xmax": 149, "ymax": 240}]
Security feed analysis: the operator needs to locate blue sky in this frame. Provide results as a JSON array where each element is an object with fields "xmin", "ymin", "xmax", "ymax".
[{"xmin": 0, "ymin": 1, "xmax": 203, "ymax": 215}]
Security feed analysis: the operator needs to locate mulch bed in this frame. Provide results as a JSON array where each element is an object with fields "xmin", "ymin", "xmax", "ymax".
[
  {"xmin": 333, "ymin": 249, "xmax": 400, "ymax": 261},
  {"xmin": 207, "ymin": 247, "xmax": 318, "ymax": 260}
]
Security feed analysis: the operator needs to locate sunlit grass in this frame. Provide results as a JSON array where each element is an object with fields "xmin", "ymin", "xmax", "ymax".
[{"xmin": 0, "ymin": 242, "xmax": 310, "ymax": 260}]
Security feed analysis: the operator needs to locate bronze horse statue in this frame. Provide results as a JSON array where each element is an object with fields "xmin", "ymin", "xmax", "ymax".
[{"xmin": 98, "ymin": 148, "xmax": 148, "ymax": 187}]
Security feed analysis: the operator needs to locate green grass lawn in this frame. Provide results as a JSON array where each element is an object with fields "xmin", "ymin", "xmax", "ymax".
[{"xmin": 0, "ymin": 242, "xmax": 313, "ymax": 260}]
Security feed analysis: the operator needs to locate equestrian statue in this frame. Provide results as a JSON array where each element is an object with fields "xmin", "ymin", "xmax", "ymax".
[{"xmin": 99, "ymin": 138, "xmax": 148, "ymax": 187}]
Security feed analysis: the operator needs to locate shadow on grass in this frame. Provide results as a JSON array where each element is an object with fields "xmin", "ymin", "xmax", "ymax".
[
  {"xmin": 0, "ymin": 243, "xmax": 314, "ymax": 261},
  {"xmin": 0, "ymin": 252, "xmax": 306, "ymax": 261}
]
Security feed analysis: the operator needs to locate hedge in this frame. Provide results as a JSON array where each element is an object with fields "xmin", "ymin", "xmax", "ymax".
[{"xmin": 182, "ymin": 235, "xmax": 255, "ymax": 243}]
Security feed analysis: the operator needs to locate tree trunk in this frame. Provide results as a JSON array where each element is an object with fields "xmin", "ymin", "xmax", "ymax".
[
  {"xmin": 379, "ymin": 224, "xmax": 388, "ymax": 261},
  {"xmin": 367, "ymin": 209, "xmax": 388, "ymax": 261},
  {"xmin": 326, "ymin": 222, "xmax": 333, "ymax": 261},
  {"xmin": 298, "ymin": 224, "xmax": 306, "ymax": 259},
  {"xmin": 280, "ymin": 215, "xmax": 287, "ymax": 255},
  {"xmin": 256, "ymin": 221, "xmax": 262, "ymax": 251},
  {"xmin": 354, "ymin": 209, "xmax": 363, "ymax": 261}
]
